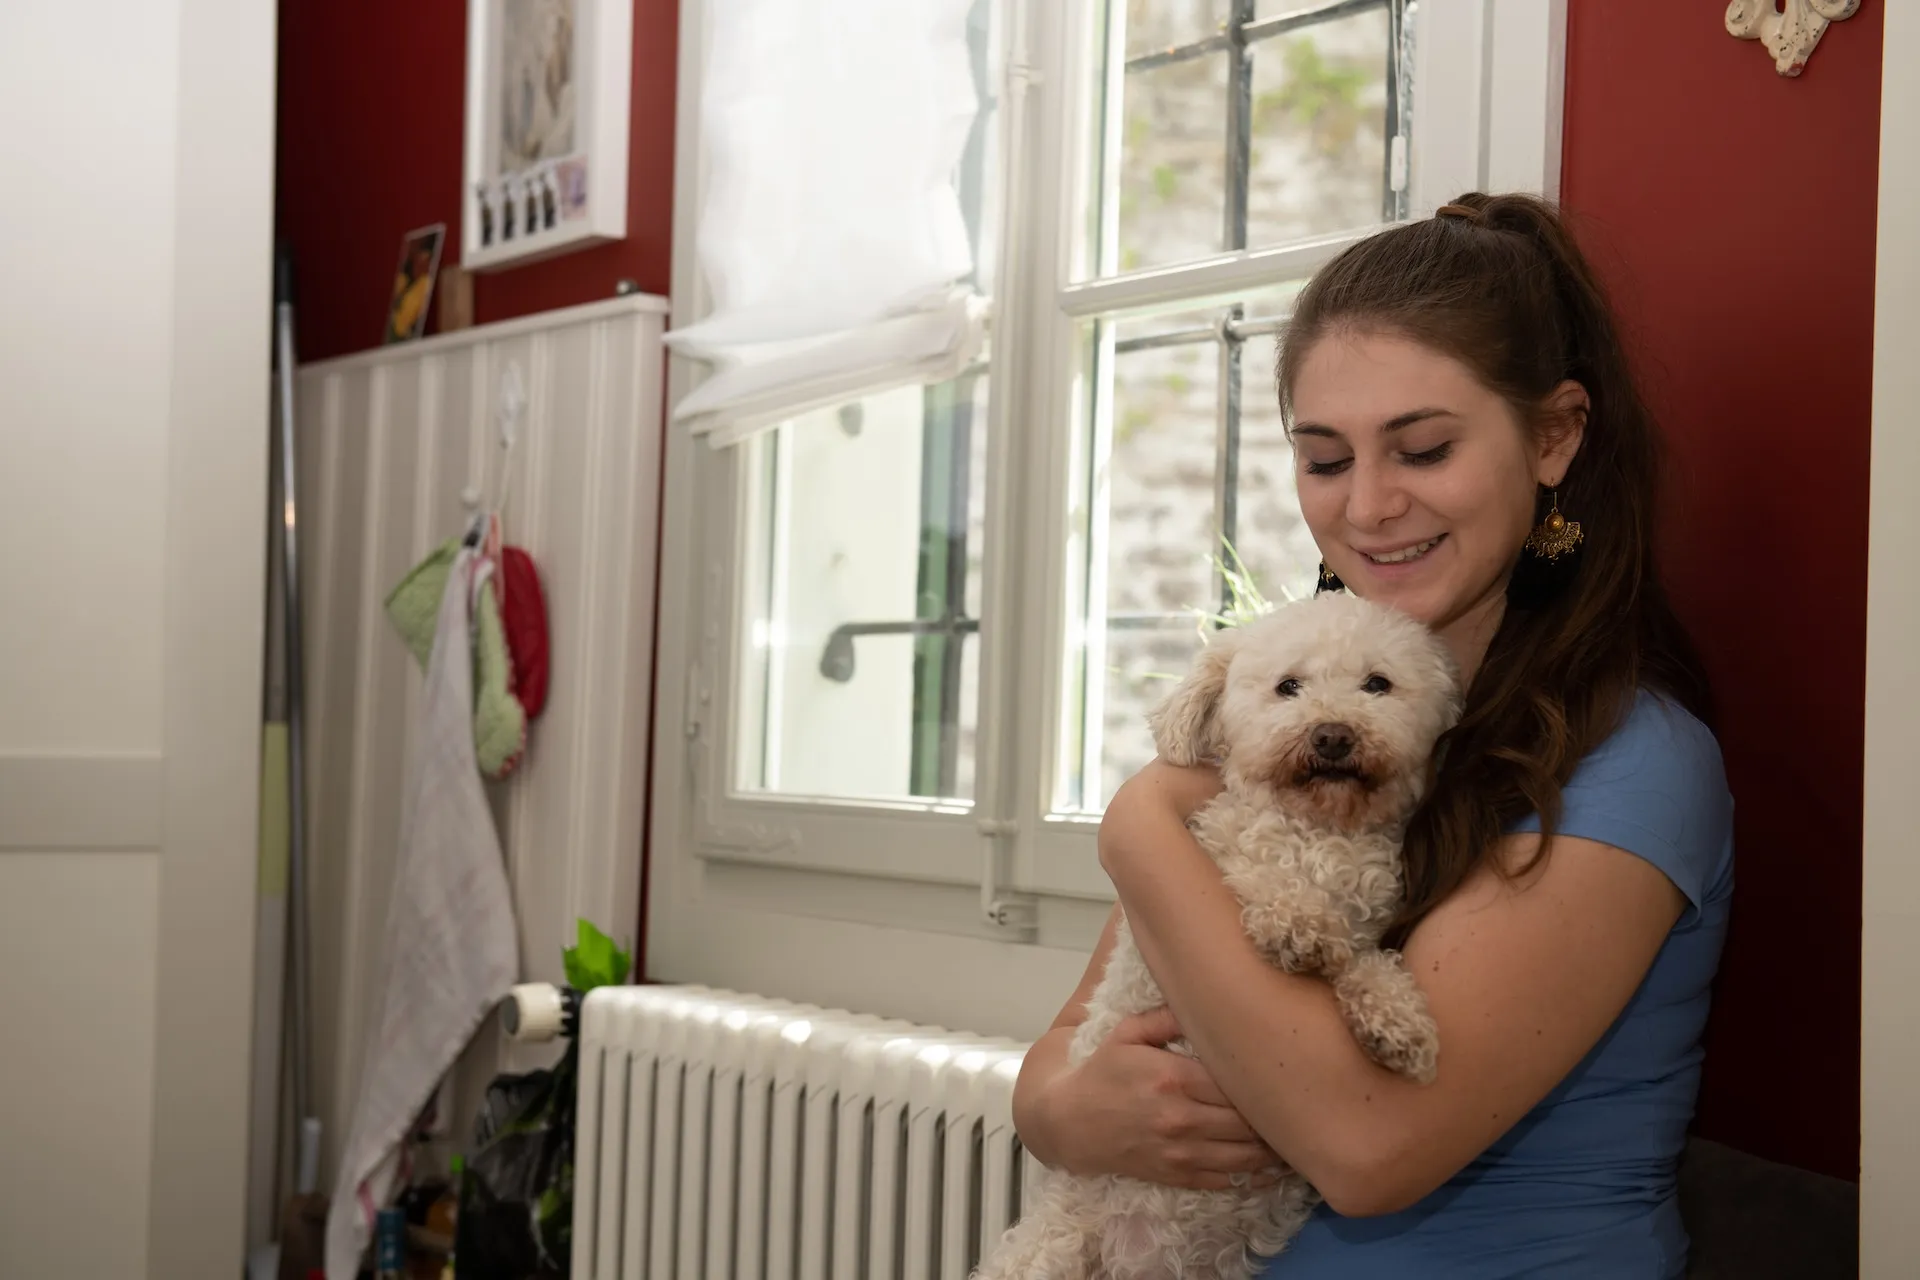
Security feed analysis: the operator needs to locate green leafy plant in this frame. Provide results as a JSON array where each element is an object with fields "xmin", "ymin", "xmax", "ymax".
[
  {"xmin": 561, "ymin": 918, "xmax": 632, "ymax": 993},
  {"xmin": 1187, "ymin": 536, "xmax": 1296, "ymax": 635}
]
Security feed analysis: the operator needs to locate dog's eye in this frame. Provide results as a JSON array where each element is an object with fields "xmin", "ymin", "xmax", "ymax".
[
  {"xmin": 1276, "ymin": 678, "xmax": 1303, "ymax": 698},
  {"xmin": 1362, "ymin": 674, "xmax": 1393, "ymax": 695}
]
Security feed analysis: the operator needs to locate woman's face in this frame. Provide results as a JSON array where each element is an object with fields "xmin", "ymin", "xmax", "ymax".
[{"xmin": 1288, "ymin": 329, "xmax": 1582, "ymax": 663}]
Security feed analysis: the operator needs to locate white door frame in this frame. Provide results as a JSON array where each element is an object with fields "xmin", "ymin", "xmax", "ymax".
[
  {"xmin": 1860, "ymin": 1, "xmax": 1917, "ymax": 1271},
  {"xmin": 144, "ymin": 0, "xmax": 277, "ymax": 1273}
]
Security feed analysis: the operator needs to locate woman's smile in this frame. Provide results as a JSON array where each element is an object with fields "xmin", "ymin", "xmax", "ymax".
[{"xmin": 1355, "ymin": 533, "xmax": 1448, "ymax": 569}]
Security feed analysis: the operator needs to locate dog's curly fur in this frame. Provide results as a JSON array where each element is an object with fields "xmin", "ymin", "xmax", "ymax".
[{"xmin": 975, "ymin": 593, "xmax": 1461, "ymax": 1279}]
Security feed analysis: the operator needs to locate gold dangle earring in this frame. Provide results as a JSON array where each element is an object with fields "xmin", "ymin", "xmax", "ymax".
[
  {"xmin": 1524, "ymin": 490, "xmax": 1584, "ymax": 562},
  {"xmin": 1316, "ymin": 561, "xmax": 1346, "ymax": 594}
]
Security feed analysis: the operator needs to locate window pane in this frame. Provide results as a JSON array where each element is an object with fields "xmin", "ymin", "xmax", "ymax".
[
  {"xmin": 1094, "ymin": 0, "xmax": 1407, "ymax": 278},
  {"xmin": 1107, "ymin": 307, "xmax": 1224, "ymax": 623},
  {"xmin": 736, "ymin": 375, "xmax": 987, "ymax": 803},
  {"xmin": 1063, "ymin": 307, "xmax": 1221, "ymax": 811},
  {"xmin": 1112, "ymin": 54, "xmax": 1230, "ymax": 271},
  {"xmin": 1124, "ymin": 0, "xmax": 1233, "ymax": 60},
  {"xmin": 1099, "ymin": 624, "xmax": 1204, "ymax": 806},
  {"xmin": 1061, "ymin": 286, "xmax": 1313, "ymax": 812},
  {"xmin": 1236, "ymin": 334, "xmax": 1321, "ymax": 599},
  {"xmin": 1245, "ymin": 8, "xmax": 1394, "ymax": 244}
]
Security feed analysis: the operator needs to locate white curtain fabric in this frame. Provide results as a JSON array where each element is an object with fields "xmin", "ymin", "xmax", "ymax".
[{"xmin": 666, "ymin": 0, "xmax": 985, "ymax": 446}]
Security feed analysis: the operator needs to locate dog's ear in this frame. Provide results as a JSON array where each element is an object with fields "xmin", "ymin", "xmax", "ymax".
[{"xmin": 1148, "ymin": 629, "xmax": 1242, "ymax": 766}]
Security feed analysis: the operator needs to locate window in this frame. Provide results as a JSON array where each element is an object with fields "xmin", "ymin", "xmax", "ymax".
[
  {"xmin": 735, "ymin": 369, "xmax": 989, "ymax": 804},
  {"xmin": 651, "ymin": 0, "xmax": 1566, "ymax": 1031}
]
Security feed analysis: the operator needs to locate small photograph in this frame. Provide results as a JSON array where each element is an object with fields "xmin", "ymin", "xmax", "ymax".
[
  {"xmin": 385, "ymin": 223, "xmax": 446, "ymax": 345},
  {"xmin": 555, "ymin": 158, "xmax": 589, "ymax": 221}
]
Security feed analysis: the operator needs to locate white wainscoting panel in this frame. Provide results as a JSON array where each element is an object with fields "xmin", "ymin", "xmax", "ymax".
[{"xmin": 295, "ymin": 295, "xmax": 667, "ymax": 1182}]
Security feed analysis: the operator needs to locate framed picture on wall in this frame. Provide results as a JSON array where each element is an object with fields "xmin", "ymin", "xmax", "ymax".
[
  {"xmin": 462, "ymin": 0, "xmax": 632, "ymax": 272},
  {"xmin": 385, "ymin": 223, "xmax": 446, "ymax": 344}
]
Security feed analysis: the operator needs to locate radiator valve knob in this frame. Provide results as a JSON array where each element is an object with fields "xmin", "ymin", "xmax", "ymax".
[{"xmin": 501, "ymin": 982, "xmax": 577, "ymax": 1042}]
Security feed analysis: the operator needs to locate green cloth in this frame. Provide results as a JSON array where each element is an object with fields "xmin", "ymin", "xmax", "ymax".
[
  {"xmin": 385, "ymin": 540, "xmax": 527, "ymax": 778},
  {"xmin": 384, "ymin": 541, "xmax": 458, "ymax": 672}
]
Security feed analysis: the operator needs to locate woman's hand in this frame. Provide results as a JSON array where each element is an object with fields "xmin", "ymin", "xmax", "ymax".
[
  {"xmin": 1032, "ymin": 1007, "xmax": 1284, "ymax": 1191},
  {"xmin": 1099, "ymin": 756, "xmax": 1225, "ymax": 881}
]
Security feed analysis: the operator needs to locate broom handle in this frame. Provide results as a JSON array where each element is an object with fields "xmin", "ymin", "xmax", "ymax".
[{"xmin": 274, "ymin": 246, "xmax": 318, "ymax": 1191}]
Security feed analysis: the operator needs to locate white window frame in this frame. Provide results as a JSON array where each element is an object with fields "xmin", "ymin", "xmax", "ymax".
[{"xmin": 646, "ymin": 0, "xmax": 1567, "ymax": 1038}]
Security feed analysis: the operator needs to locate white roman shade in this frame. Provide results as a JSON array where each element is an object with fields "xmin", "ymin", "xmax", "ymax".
[{"xmin": 665, "ymin": 0, "xmax": 987, "ymax": 448}]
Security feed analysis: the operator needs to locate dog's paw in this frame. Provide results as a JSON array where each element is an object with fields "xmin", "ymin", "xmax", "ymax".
[
  {"xmin": 1334, "ymin": 949, "xmax": 1439, "ymax": 1083},
  {"xmin": 1243, "ymin": 903, "xmax": 1354, "ymax": 975},
  {"xmin": 1268, "ymin": 935, "xmax": 1356, "ymax": 975},
  {"xmin": 1355, "ymin": 1014, "xmax": 1439, "ymax": 1084}
]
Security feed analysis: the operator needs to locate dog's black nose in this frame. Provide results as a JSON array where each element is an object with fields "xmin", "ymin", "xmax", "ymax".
[{"xmin": 1311, "ymin": 722, "xmax": 1356, "ymax": 761}]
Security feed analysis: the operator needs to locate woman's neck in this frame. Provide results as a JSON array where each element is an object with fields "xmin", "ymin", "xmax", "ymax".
[{"xmin": 1438, "ymin": 590, "xmax": 1508, "ymax": 687}]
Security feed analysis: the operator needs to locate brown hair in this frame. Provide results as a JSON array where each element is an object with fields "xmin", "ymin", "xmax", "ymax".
[{"xmin": 1276, "ymin": 192, "xmax": 1711, "ymax": 947}]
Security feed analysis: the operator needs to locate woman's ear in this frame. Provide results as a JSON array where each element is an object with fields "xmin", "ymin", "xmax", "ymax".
[
  {"xmin": 1536, "ymin": 379, "xmax": 1590, "ymax": 487},
  {"xmin": 1147, "ymin": 629, "xmax": 1242, "ymax": 766}
]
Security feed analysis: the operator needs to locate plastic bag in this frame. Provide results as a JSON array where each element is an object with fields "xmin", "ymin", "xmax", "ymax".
[{"xmin": 454, "ymin": 1045, "xmax": 577, "ymax": 1280}]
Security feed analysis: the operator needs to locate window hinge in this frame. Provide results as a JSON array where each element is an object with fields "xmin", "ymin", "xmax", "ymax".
[
  {"xmin": 985, "ymin": 892, "xmax": 1039, "ymax": 940},
  {"xmin": 684, "ymin": 661, "xmax": 708, "ymax": 742},
  {"xmin": 977, "ymin": 817, "xmax": 1037, "ymax": 939}
]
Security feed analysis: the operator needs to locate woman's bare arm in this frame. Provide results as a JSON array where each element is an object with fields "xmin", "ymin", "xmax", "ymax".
[
  {"xmin": 1010, "ymin": 904, "xmax": 1119, "ymax": 1168},
  {"xmin": 1101, "ymin": 759, "xmax": 1683, "ymax": 1217},
  {"xmin": 1011, "ymin": 902, "xmax": 1284, "ymax": 1188}
]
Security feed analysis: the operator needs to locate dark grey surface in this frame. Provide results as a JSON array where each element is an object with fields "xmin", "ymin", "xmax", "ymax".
[{"xmin": 1681, "ymin": 1137, "xmax": 1857, "ymax": 1278}]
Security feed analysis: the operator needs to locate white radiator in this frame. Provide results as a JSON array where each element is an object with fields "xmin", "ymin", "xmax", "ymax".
[{"xmin": 572, "ymin": 985, "xmax": 1039, "ymax": 1280}]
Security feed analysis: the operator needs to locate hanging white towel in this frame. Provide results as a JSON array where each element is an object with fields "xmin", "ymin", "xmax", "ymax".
[{"xmin": 326, "ymin": 547, "xmax": 519, "ymax": 1279}]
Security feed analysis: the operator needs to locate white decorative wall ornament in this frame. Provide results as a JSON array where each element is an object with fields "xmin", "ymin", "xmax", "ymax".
[{"xmin": 1726, "ymin": 0, "xmax": 1861, "ymax": 77}]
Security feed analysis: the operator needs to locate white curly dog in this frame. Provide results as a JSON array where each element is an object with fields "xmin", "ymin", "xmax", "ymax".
[{"xmin": 975, "ymin": 592, "xmax": 1461, "ymax": 1279}]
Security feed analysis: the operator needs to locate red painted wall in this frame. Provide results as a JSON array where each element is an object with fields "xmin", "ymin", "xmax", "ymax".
[
  {"xmin": 1561, "ymin": 0, "xmax": 1881, "ymax": 1179},
  {"xmin": 275, "ymin": 0, "xmax": 678, "ymax": 362},
  {"xmin": 275, "ymin": 0, "xmax": 1877, "ymax": 1180}
]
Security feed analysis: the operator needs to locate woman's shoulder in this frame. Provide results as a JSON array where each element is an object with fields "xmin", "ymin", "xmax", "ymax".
[
  {"xmin": 1521, "ymin": 688, "xmax": 1734, "ymax": 912},
  {"xmin": 1583, "ymin": 688, "xmax": 1726, "ymax": 785}
]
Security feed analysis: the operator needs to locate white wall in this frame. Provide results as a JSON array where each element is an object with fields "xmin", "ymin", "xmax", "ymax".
[
  {"xmin": 0, "ymin": 856, "xmax": 161, "ymax": 1278},
  {"xmin": 0, "ymin": 0, "xmax": 274, "ymax": 1276},
  {"xmin": 0, "ymin": 2, "xmax": 179, "ymax": 1272},
  {"xmin": 1860, "ymin": 0, "xmax": 1920, "ymax": 1271}
]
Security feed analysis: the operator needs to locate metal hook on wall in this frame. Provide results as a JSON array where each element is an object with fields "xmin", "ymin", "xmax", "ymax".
[
  {"xmin": 460, "ymin": 358, "xmax": 527, "ymax": 539},
  {"xmin": 491, "ymin": 359, "xmax": 526, "ymax": 518}
]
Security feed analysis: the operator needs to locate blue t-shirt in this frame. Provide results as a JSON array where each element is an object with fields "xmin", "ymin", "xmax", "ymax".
[{"xmin": 1266, "ymin": 690, "xmax": 1735, "ymax": 1279}]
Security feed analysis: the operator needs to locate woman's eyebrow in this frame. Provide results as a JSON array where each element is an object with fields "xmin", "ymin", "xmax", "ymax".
[{"xmin": 1290, "ymin": 407, "xmax": 1457, "ymax": 439}]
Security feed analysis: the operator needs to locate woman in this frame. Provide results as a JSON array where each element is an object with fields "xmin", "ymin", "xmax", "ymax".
[{"xmin": 1011, "ymin": 193, "xmax": 1734, "ymax": 1277}]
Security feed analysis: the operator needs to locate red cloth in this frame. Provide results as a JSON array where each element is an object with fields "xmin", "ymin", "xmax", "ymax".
[{"xmin": 498, "ymin": 545, "xmax": 549, "ymax": 719}]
